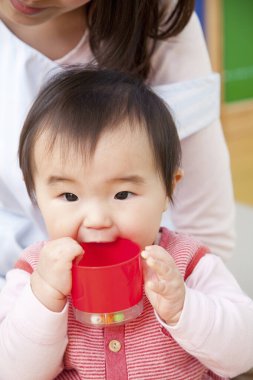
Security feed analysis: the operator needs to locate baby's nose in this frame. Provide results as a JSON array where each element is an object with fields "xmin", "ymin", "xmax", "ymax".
[
  {"xmin": 78, "ymin": 202, "xmax": 118, "ymax": 242},
  {"xmin": 79, "ymin": 218, "xmax": 118, "ymax": 243},
  {"xmin": 83, "ymin": 209, "xmax": 112, "ymax": 230}
]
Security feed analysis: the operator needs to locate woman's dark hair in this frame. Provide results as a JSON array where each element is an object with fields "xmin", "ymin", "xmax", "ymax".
[
  {"xmin": 86, "ymin": 0, "xmax": 195, "ymax": 79},
  {"xmin": 19, "ymin": 67, "xmax": 181, "ymax": 202}
]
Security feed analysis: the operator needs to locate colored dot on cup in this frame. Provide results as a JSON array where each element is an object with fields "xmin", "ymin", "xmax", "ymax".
[
  {"xmin": 113, "ymin": 313, "xmax": 125, "ymax": 323},
  {"xmin": 91, "ymin": 314, "xmax": 104, "ymax": 324}
]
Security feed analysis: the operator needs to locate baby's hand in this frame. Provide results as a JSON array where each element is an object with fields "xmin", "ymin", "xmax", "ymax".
[
  {"xmin": 31, "ymin": 238, "xmax": 83, "ymax": 312},
  {"xmin": 142, "ymin": 245, "xmax": 185, "ymax": 325}
]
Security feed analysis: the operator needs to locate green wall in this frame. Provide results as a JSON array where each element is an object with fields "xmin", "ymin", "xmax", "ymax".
[{"xmin": 223, "ymin": 0, "xmax": 253, "ymax": 102}]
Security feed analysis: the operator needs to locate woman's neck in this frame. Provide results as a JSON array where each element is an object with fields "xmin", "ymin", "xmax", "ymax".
[{"xmin": 1, "ymin": 8, "xmax": 87, "ymax": 60}]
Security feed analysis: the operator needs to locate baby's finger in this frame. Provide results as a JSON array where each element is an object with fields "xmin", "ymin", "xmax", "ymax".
[
  {"xmin": 142, "ymin": 245, "xmax": 175, "ymax": 265},
  {"xmin": 143, "ymin": 254, "xmax": 175, "ymax": 281},
  {"xmin": 146, "ymin": 279, "xmax": 170, "ymax": 297},
  {"xmin": 142, "ymin": 255, "xmax": 157, "ymax": 283},
  {"xmin": 42, "ymin": 238, "xmax": 84, "ymax": 266}
]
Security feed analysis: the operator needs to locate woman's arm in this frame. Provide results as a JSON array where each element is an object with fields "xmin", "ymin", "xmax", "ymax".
[
  {"xmin": 172, "ymin": 121, "xmax": 235, "ymax": 259},
  {"xmin": 0, "ymin": 207, "xmax": 47, "ymax": 288},
  {"xmin": 150, "ymin": 13, "xmax": 235, "ymax": 258}
]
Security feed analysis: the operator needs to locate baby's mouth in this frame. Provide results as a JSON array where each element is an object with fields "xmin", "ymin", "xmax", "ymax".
[
  {"xmin": 78, "ymin": 231, "xmax": 118, "ymax": 244},
  {"xmin": 82, "ymin": 238, "xmax": 117, "ymax": 243}
]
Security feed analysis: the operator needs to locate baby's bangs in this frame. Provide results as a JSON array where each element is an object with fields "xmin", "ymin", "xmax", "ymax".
[
  {"xmin": 36, "ymin": 110, "xmax": 119, "ymax": 165},
  {"xmin": 35, "ymin": 116, "xmax": 93, "ymax": 166},
  {"xmin": 40, "ymin": 92, "xmax": 146, "ymax": 159}
]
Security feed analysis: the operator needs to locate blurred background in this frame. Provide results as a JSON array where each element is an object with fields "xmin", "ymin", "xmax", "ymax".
[{"xmin": 195, "ymin": 0, "xmax": 253, "ymax": 298}]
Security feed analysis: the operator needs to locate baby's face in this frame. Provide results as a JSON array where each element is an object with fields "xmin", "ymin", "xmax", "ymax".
[{"xmin": 33, "ymin": 123, "xmax": 169, "ymax": 249}]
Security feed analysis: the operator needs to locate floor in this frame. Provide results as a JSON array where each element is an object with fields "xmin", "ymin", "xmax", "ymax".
[{"xmin": 226, "ymin": 203, "xmax": 253, "ymax": 299}]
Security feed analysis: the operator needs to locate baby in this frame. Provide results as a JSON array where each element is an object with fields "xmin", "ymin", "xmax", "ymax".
[{"xmin": 0, "ymin": 67, "xmax": 253, "ymax": 380}]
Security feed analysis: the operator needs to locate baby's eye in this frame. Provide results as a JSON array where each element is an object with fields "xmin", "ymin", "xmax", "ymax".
[
  {"xmin": 114, "ymin": 191, "xmax": 133, "ymax": 200},
  {"xmin": 63, "ymin": 193, "xmax": 78, "ymax": 202}
]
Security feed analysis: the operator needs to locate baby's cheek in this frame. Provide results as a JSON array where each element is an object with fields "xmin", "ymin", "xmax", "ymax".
[{"xmin": 47, "ymin": 221, "xmax": 76, "ymax": 240}]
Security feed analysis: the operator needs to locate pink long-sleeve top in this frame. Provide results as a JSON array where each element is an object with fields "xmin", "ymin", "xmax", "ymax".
[{"xmin": 0, "ymin": 230, "xmax": 253, "ymax": 380}]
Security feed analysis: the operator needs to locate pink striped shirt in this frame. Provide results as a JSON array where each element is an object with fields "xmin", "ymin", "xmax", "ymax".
[{"xmin": 14, "ymin": 229, "xmax": 225, "ymax": 380}]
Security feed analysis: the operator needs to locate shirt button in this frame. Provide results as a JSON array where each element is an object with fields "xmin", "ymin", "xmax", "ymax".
[{"xmin": 109, "ymin": 339, "xmax": 121, "ymax": 353}]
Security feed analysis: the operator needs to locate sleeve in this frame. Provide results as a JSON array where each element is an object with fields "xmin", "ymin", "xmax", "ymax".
[
  {"xmin": 157, "ymin": 254, "xmax": 253, "ymax": 378},
  {"xmin": 150, "ymin": 13, "xmax": 235, "ymax": 259},
  {"xmin": 0, "ymin": 268, "xmax": 68, "ymax": 380}
]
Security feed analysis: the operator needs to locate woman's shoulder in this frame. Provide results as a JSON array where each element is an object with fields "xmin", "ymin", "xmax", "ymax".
[{"xmin": 149, "ymin": 13, "xmax": 212, "ymax": 86}]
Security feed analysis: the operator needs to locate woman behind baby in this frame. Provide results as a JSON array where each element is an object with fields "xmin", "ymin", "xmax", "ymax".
[
  {"xmin": 0, "ymin": 67, "xmax": 252, "ymax": 380},
  {"xmin": 0, "ymin": 0, "xmax": 235, "ymax": 286}
]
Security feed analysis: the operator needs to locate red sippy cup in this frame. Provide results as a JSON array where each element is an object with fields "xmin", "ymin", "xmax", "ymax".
[{"xmin": 71, "ymin": 238, "xmax": 143, "ymax": 327}]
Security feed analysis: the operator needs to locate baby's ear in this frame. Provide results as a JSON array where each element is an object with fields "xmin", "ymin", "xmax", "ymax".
[
  {"xmin": 172, "ymin": 168, "xmax": 183, "ymax": 191},
  {"xmin": 163, "ymin": 168, "xmax": 183, "ymax": 211}
]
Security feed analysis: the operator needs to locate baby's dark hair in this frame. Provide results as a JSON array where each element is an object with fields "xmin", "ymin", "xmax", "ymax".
[{"xmin": 19, "ymin": 66, "xmax": 181, "ymax": 202}]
